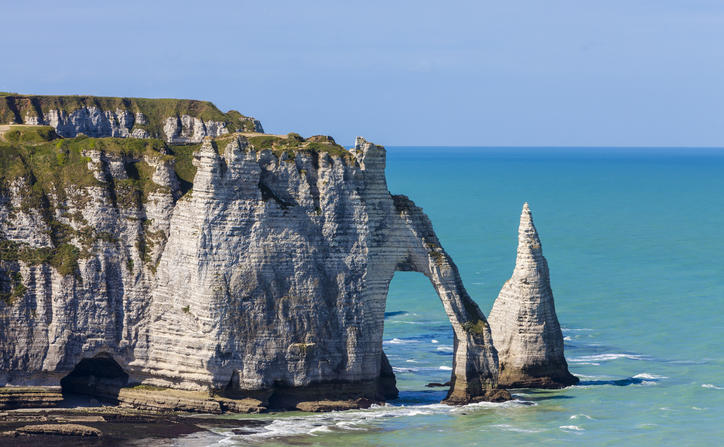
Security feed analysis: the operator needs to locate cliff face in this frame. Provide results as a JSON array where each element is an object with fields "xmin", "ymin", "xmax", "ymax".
[
  {"xmin": 487, "ymin": 203, "xmax": 578, "ymax": 388},
  {"xmin": 0, "ymin": 123, "xmax": 507, "ymax": 408},
  {"xmin": 0, "ymin": 95, "xmax": 263, "ymax": 143}
]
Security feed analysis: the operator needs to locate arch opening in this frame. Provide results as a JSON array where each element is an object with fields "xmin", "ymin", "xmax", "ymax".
[
  {"xmin": 382, "ymin": 271, "xmax": 455, "ymax": 403},
  {"xmin": 60, "ymin": 353, "xmax": 128, "ymax": 402}
]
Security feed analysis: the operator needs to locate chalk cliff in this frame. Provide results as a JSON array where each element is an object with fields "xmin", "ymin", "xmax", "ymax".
[
  {"xmin": 0, "ymin": 94, "xmax": 263, "ymax": 143},
  {"xmin": 488, "ymin": 203, "xmax": 578, "ymax": 388},
  {"xmin": 0, "ymin": 111, "xmax": 509, "ymax": 410}
]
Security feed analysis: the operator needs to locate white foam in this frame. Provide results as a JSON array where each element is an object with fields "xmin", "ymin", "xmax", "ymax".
[
  {"xmin": 569, "ymin": 353, "xmax": 645, "ymax": 362},
  {"xmin": 431, "ymin": 339, "xmax": 439, "ymax": 344},
  {"xmin": 216, "ymin": 400, "xmax": 533, "ymax": 442},
  {"xmin": 439, "ymin": 365, "xmax": 452, "ymax": 371},
  {"xmin": 309, "ymin": 425, "xmax": 333, "ymax": 434},
  {"xmin": 560, "ymin": 425, "xmax": 584, "ymax": 431},
  {"xmin": 492, "ymin": 424, "xmax": 541, "ymax": 433},
  {"xmin": 569, "ymin": 414, "xmax": 593, "ymax": 420},
  {"xmin": 563, "ymin": 336, "xmax": 572, "ymax": 341},
  {"xmin": 436, "ymin": 346, "xmax": 454, "ymax": 353},
  {"xmin": 392, "ymin": 367, "xmax": 418, "ymax": 373},
  {"xmin": 633, "ymin": 373, "xmax": 667, "ymax": 380},
  {"xmin": 702, "ymin": 383, "xmax": 723, "ymax": 390},
  {"xmin": 384, "ymin": 338, "xmax": 420, "ymax": 345},
  {"xmin": 405, "ymin": 359, "xmax": 419, "ymax": 363}
]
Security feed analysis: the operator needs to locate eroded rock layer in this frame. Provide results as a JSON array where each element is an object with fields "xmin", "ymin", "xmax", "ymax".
[
  {"xmin": 0, "ymin": 128, "xmax": 507, "ymax": 409},
  {"xmin": 488, "ymin": 203, "xmax": 578, "ymax": 388},
  {"xmin": 0, "ymin": 95, "xmax": 263, "ymax": 143}
]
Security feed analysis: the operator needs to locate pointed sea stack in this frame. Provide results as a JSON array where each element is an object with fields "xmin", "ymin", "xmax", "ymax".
[{"xmin": 488, "ymin": 203, "xmax": 578, "ymax": 388}]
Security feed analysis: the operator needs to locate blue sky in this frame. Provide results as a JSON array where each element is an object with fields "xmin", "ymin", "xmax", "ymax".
[{"xmin": 3, "ymin": 1, "xmax": 723, "ymax": 147}]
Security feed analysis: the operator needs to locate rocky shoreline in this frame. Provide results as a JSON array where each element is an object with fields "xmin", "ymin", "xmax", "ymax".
[{"xmin": 0, "ymin": 404, "xmax": 268, "ymax": 446}]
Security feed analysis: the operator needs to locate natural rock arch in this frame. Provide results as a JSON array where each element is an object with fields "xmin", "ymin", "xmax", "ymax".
[
  {"xmin": 1, "ymin": 133, "xmax": 510, "ymax": 407},
  {"xmin": 378, "ymin": 195, "xmax": 509, "ymax": 403}
]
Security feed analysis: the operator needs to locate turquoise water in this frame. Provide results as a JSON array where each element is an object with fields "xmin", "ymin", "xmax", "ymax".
[{"xmin": 204, "ymin": 147, "xmax": 724, "ymax": 446}]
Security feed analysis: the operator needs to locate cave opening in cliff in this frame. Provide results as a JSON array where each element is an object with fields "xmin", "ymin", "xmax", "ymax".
[
  {"xmin": 384, "ymin": 271, "xmax": 454, "ymax": 398},
  {"xmin": 60, "ymin": 353, "xmax": 129, "ymax": 401}
]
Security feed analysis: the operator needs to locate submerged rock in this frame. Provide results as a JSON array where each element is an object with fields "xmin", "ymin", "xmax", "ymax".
[{"xmin": 488, "ymin": 203, "xmax": 578, "ymax": 388}]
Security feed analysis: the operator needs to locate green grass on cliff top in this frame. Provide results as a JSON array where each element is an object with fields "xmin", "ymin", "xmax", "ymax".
[
  {"xmin": 0, "ymin": 130, "xmax": 354, "ymax": 199},
  {"xmin": 0, "ymin": 130, "xmax": 356, "ymax": 285}
]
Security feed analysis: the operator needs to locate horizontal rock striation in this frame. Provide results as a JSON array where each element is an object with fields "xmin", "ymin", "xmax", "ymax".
[
  {"xmin": 0, "ymin": 124, "xmax": 508, "ymax": 410},
  {"xmin": 0, "ymin": 95, "xmax": 263, "ymax": 143},
  {"xmin": 488, "ymin": 203, "xmax": 578, "ymax": 388}
]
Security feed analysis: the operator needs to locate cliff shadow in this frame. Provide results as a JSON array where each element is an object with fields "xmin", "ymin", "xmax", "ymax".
[{"xmin": 60, "ymin": 353, "xmax": 128, "ymax": 405}]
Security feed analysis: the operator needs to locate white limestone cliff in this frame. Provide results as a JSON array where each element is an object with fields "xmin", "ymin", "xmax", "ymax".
[
  {"xmin": 0, "ymin": 95, "xmax": 264, "ymax": 143},
  {"xmin": 0, "ymin": 135, "xmax": 509, "ymax": 409},
  {"xmin": 487, "ymin": 203, "xmax": 578, "ymax": 388}
]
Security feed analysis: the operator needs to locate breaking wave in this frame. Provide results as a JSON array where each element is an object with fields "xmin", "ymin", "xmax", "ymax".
[
  {"xmin": 559, "ymin": 425, "xmax": 584, "ymax": 432},
  {"xmin": 632, "ymin": 373, "xmax": 667, "ymax": 380},
  {"xmin": 384, "ymin": 338, "xmax": 420, "ymax": 345},
  {"xmin": 569, "ymin": 353, "xmax": 646, "ymax": 362},
  {"xmin": 212, "ymin": 400, "xmax": 532, "ymax": 444}
]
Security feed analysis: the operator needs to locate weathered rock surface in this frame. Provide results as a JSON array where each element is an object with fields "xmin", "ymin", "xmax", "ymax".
[
  {"xmin": 0, "ymin": 387, "xmax": 64, "ymax": 410},
  {"xmin": 488, "ymin": 203, "xmax": 578, "ymax": 388},
  {"xmin": 0, "ymin": 122, "xmax": 507, "ymax": 409},
  {"xmin": 16, "ymin": 423, "xmax": 102, "ymax": 437},
  {"xmin": 0, "ymin": 95, "xmax": 263, "ymax": 143}
]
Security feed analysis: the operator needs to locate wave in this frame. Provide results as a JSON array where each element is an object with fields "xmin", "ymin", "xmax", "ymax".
[
  {"xmin": 569, "ymin": 353, "xmax": 646, "ymax": 362},
  {"xmin": 436, "ymin": 346, "xmax": 454, "ymax": 353},
  {"xmin": 439, "ymin": 365, "xmax": 452, "ymax": 371},
  {"xmin": 215, "ymin": 400, "xmax": 533, "ymax": 443},
  {"xmin": 392, "ymin": 367, "xmax": 418, "ymax": 373},
  {"xmin": 569, "ymin": 414, "xmax": 593, "ymax": 420},
  {"xmin": 561, "ymin": 328, "xmax": 593, "ymax": 332},
  {"xmin": 702, "ymin": 384, "xmax": 723, "ymax": 390},
  {"xmin": 632, "ymin": 373, "xmax": 667, "ymax": 380},
  {"xmin": 492, "ymin": 424, "xmax": 542, "ymax": 433},
  {"xmin": 431, "ymin": 339, "xmax": 439, "ymax": 344},
  {"xmin": 384, "ymin": 338, "xmax": 420, "ymax": 345},
  {"xmin": 559, "ymin": 425, "xmax": 584, "ymax": 431}
]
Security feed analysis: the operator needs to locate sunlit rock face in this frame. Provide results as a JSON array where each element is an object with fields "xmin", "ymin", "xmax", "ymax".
[
  {"xmin": 0, "ymin": 94, "xmax": 264, "ymax": 143},
  {"xmin": 488, "ymin": 203, "xmax": 578, "ymax": 388},
  {"xmin": 0, "ymin": 134, "xmax": 508, "ymax": 407}
]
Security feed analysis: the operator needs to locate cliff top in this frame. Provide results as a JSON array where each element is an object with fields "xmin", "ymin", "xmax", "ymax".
[
  {"xmin": 0, "ymin": 94, "xmax": 261, "ymax": 137},
  {"xmin": 0, "ymin": 128, "xmax": 356, "ymax": 202}
]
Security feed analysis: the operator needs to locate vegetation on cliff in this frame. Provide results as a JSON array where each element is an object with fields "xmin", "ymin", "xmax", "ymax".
[{"xmin": 0, "ymin": 127, "xmax": 356, "ymax": 284}]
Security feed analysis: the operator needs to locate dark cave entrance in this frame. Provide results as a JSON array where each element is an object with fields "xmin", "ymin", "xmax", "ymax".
[
  {"xmin": 383, "ymin": 271, "xmax": 454, "ymax": 400},
  {"xmin": 60, "ymin": 353, "xmax": 128, "ymax": 402}
]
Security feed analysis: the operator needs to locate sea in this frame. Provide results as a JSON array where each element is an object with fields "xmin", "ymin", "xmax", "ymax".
[{"xmin": 168, "ymin": 147, "xmax": 724, "ymax": 446}]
